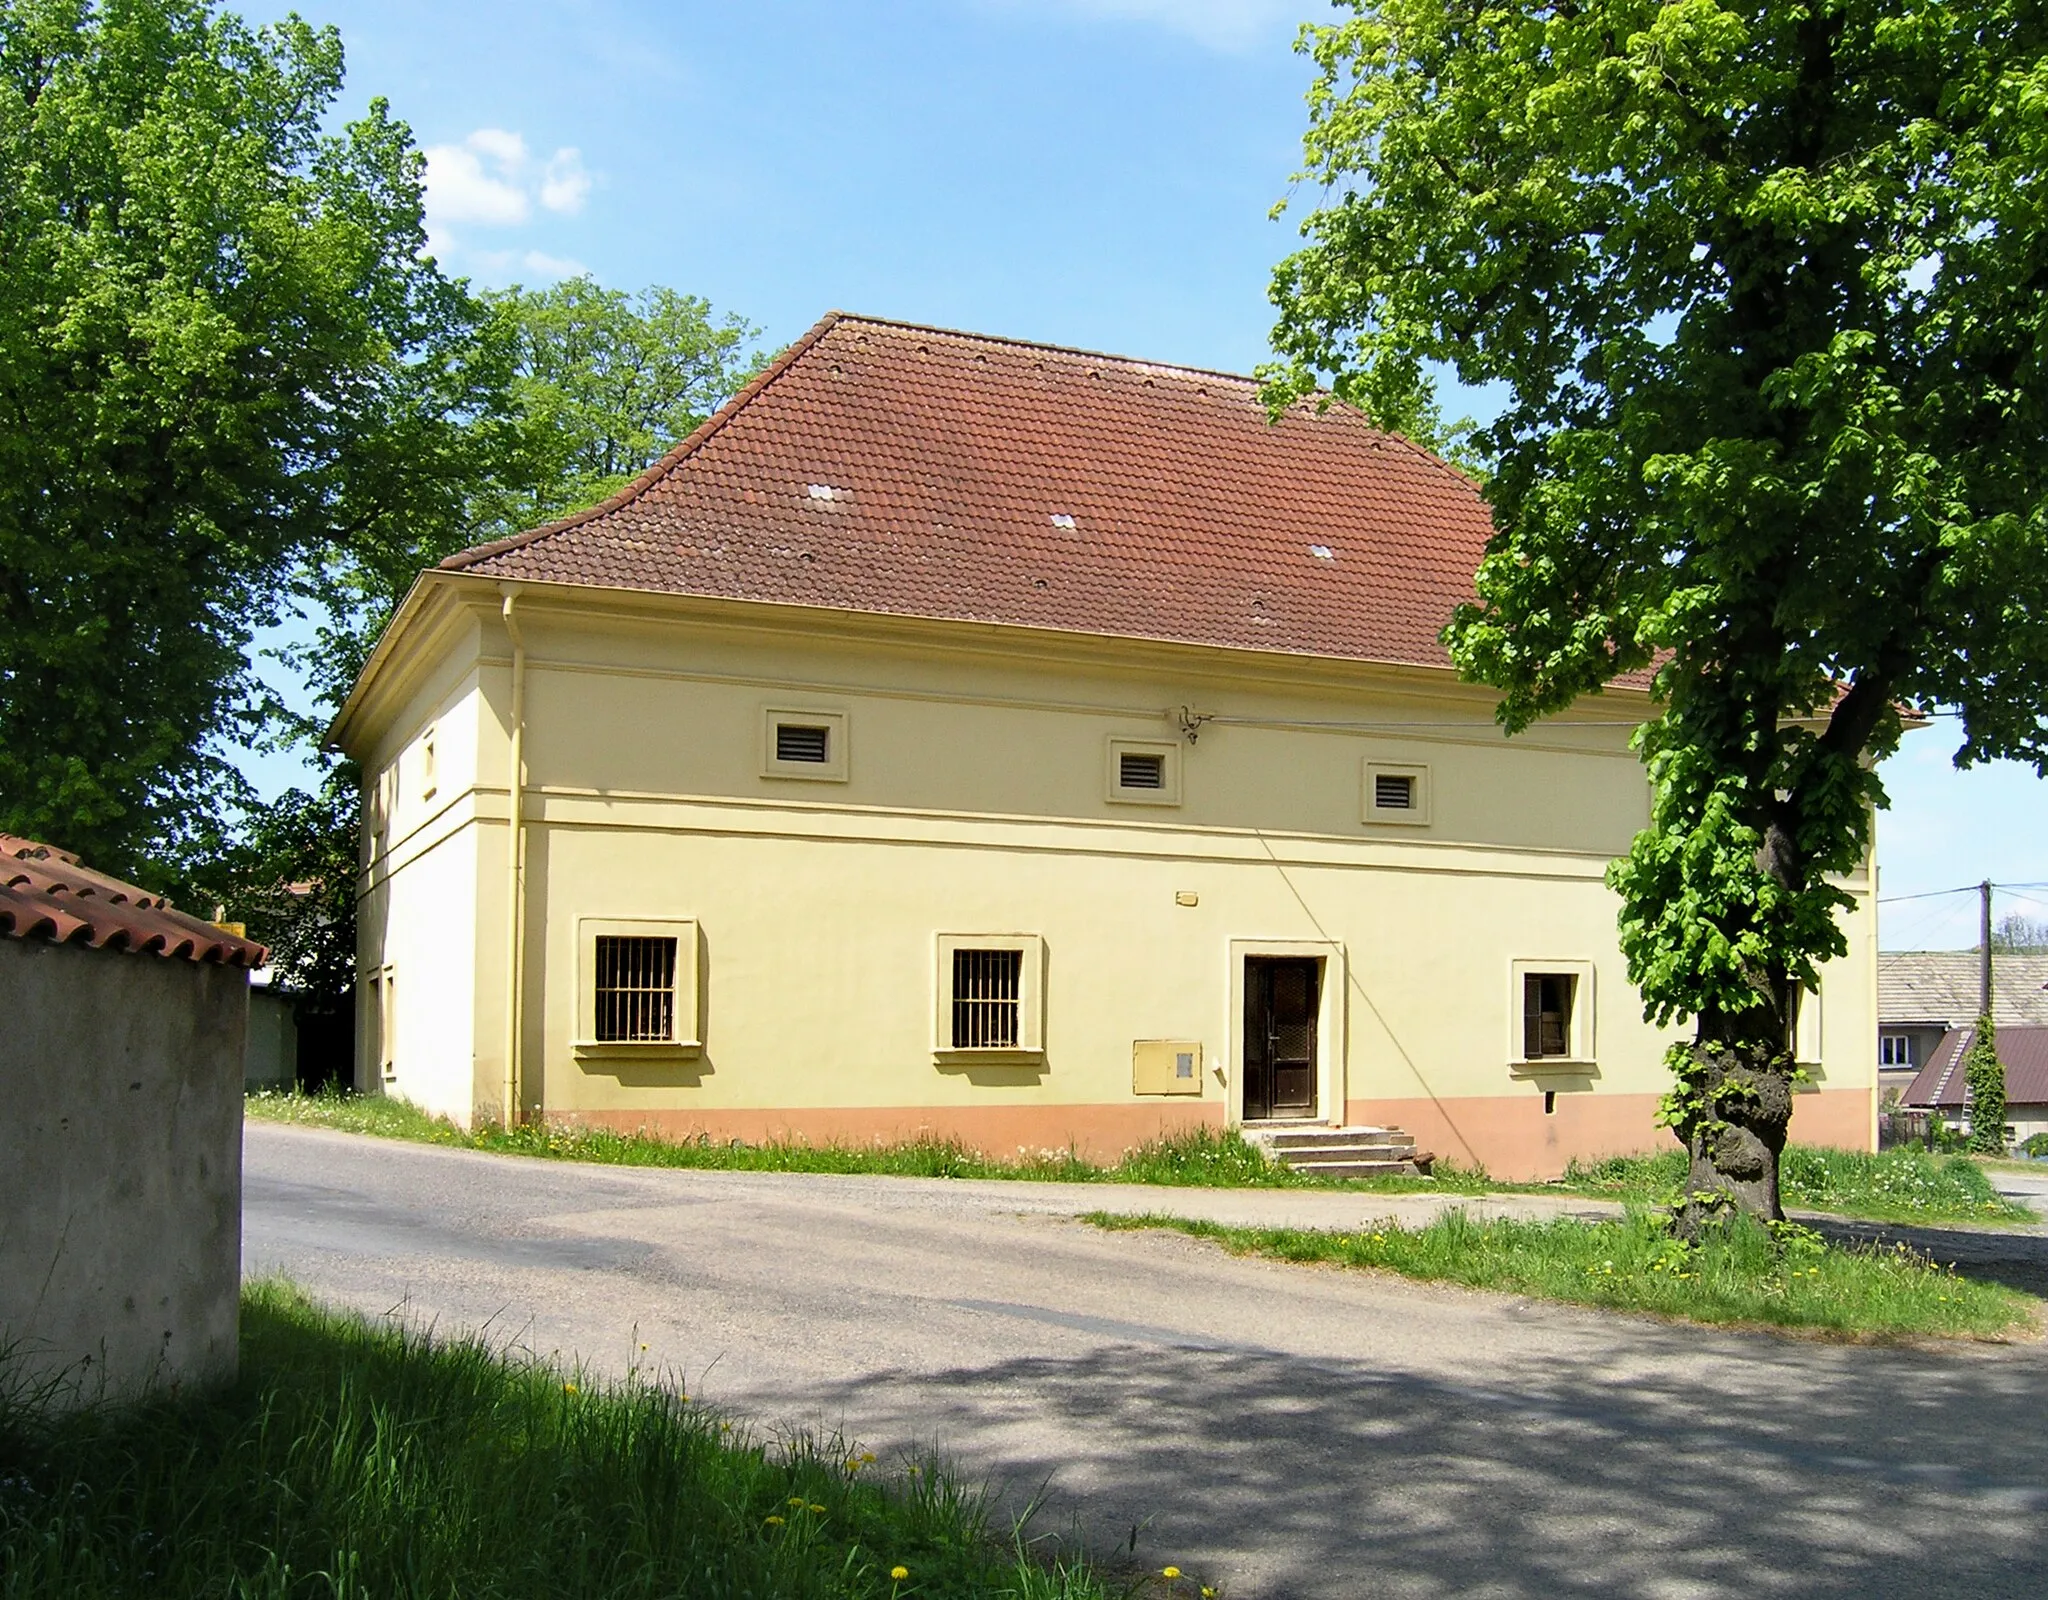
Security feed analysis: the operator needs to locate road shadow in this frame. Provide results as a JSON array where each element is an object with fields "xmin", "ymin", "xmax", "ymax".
[
  {"xmin": 776, "ymin": 1322, "xmax": 2047, "ymax": 1600},
  {"xmin": 1807, "ymin": 1214, "xmax": 2048, "ymax": 1300}
]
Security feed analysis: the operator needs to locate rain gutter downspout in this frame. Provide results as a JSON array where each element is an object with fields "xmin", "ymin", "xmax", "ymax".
[{"xmin": 501, "ymin": 588, "xmax": 528, "ymax": 1127}]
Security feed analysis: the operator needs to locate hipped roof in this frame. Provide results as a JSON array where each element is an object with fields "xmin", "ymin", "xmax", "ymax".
[{"xmin": 437, "ymin": 313, "xmax": 1499, "ymax": 669}]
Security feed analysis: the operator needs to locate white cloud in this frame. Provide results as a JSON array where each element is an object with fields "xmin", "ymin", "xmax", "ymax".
[
  {"xmin": 539, "ymin": 149, "xmax": 591, "ymax": 215},
  {"xmin": 983, "ymin": 0, "xmax": 1306, "ymax": 52},
  {"xmin": 462, "ymin": 247, "xmax": 590, "ymax": 287},
  {"xmin": 422, "ymin": 128, "xmax": 594, "ymax": 230}
]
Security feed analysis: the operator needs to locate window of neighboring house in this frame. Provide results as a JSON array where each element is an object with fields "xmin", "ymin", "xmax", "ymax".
[
  {"xmin": 763, "ymin": 707, "xmax": 849, "ymax": 781},
  {"xmin": 1509, "ymin": 959, "xmax": 1596, "ymax": 1068},
  {"xmin": 934, "ymin": 934, "xmax": 1046, "ymax": 1060},
  {"xmin": 575, "ymin": 919, "xmax": 702, "ymax": 1054},
  {"xmin": 1881, "ymin": 1033, "xmax": 1915, "ymax": 1068},
  {"xmin": 1106, "ymin": 738, "xmax": 1181, "ymax": 805},
  {"xmin": 1363, "ymin": 761, "xmax": 1431, "ymax": 825}
]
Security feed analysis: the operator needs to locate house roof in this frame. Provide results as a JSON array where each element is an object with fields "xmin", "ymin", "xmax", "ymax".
[
  {"xmin": 0, "ymin": 836, "xmax": 268, "ymax": 968},
  {"xmin": 438, "ymin": 313, "xmax": 1503, "ymax": 669},
  {"xmin": 1877, "ymin": 950, "xmax": 2048, "ymax": 1029},
  {"xmin": 1905, "ymin": 1025, "xmax": 2048, "ymax": 1109}
]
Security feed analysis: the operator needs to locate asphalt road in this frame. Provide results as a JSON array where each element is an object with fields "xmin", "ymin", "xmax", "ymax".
[{"xmin": 243, "ymin": 1123, "xmax": 2048, "ymax": 1600}]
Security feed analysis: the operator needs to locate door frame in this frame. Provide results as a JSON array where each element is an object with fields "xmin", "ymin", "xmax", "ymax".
[{"xmin": 1227, "ymin": 939, "xmax": 1347, "ymax": 1127}]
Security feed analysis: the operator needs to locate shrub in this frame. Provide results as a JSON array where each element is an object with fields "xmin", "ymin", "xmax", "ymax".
[{"xmin": 1964, "ymin": 1015, "xmax": 2008, "ymax": 1155}]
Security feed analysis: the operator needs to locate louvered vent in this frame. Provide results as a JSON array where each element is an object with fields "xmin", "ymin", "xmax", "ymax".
[
  {"xmin": 1374, "ymin": 773, "xmax": 1415, "ymax": 810},
  {"xmin": 775, "ymin": 723, "xmax": 831, "ymax": 763},
  {"xmin": 1119, "ymin": 751, "xmax": 1166, "ymax": 790}
]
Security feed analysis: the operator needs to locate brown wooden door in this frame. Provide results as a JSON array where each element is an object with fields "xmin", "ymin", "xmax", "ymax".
[{"xmin": 1243, "ymin": 957, "xmax": 1320, "ymax": 1121}]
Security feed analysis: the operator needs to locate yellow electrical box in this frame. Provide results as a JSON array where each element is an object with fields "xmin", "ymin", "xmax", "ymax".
[{"xmin": 1133, "ymin": 1039, "xmax": 1203, "ymax": 1096}]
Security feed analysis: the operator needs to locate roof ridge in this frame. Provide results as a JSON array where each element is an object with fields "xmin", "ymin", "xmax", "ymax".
[
  {"xmin": 440, "ymin": 310, "xmax": 853, "ymax": 574},
  {"xmin": 822, "ymin": 312, "xmax": 1269, "ymax": 387},
  {"xmin": 1936, "ymin": 1025, "xmax": 1972, "ymax": 1105}
]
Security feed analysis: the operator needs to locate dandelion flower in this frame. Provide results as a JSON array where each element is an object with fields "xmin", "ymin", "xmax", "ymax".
[
  {"xmin": 789, "ymin": 1497, "xmax": 807, "ymax": 1507},
  {"xmin": 562, "ymin": 1383, "xmax": 578, "ymax": 1394},
  {"xmin": 764, "ymin": 1515, "xmax": 785, "ymax": 1526},
  {"xmin": 861, "ymin": 1451, "xmax": 876, "ymax": 1464},
  {"xmin": 1163, "ymin": 1567, "xmax": 1182, "ymax": 1579},
  {"xmin": 809, "ymin": 1502, "xmax": 827, "ymax": 1513},
  {"xmin": 891, "ymin": 1566, "xmax": 910, "ymax": 1581}
]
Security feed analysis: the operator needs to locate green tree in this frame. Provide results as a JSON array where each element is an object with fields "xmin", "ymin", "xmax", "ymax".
[
  {"xmin": 0, "ymin": 0, "xmax": 510, "ymax": 881},
  {"xmin": 1964, "ymin": 1016, "xmax": 2006, "ymax": 1155},
  {"xmin": 480, "ymin": 276, "xmax": 762, "ymax": 532},
  {"xmin": 239, "ymin": 280, "xmax": 761, "ymax": 1005},
  {"xmin": 1266, "ymin": 0, "xmax": 2048, "ymax": 1224}
]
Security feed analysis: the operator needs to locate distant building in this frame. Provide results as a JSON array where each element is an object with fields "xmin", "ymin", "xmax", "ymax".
[
  {"xmin": 1877, "ymin": 951, "xmax": 2048, "ymax": 1099},
  {"xmin": 332, "ymin": 313, "xmax": 1881, "ymax": 1180},
  {"xmin": 1904, "ymin": 1024, "xmax": 2048, "ymax": 1145}
]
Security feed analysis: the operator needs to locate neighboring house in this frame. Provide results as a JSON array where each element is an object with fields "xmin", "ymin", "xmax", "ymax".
[
  {"xmin": 0, "ymin": 836, "xmax": 265, "ymax": 1407},
  {"xmin": 1877, "ymin": 951, "xmax": 2048, "ymax": 1100},
  {"xmin": 329, "ymin": 313, "xmax": 1879, "ymax": 1181},
  {"xmin": 1904, "ymin": 1025, "xmax": 2048, "ymax": 1145}
]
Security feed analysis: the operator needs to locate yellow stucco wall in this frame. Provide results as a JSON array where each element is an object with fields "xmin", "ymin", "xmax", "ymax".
[{"xmin": 339, "ymin": 578, "xmax": 1878, "ymax": 1178}]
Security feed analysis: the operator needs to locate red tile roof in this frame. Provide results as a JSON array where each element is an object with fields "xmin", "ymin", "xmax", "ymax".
[
  {"xmin": 0, "ymin": 836, "xmax": 268, "ymax": 968},
  {"xmin": 441, "ymin": 313, "xmax": 1499, "ymax": 668},
  {"xmin": 1904, "ymin": 1025, "xmax": 2048, "ymax": 1109}
]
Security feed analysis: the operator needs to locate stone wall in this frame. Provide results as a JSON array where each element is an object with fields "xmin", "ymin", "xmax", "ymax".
[{"xmin": 0, "ymin": 937, "xmax": 245, "ymax": 1406}]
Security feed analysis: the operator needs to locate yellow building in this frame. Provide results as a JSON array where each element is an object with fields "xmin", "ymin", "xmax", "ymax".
[{"xmin": 331, "ymin": 314, "xmax": 1876, "ymax": 1179}]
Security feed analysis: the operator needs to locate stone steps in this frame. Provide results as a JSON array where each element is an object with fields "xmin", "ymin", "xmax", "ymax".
[{"xmin": 1240, "ymin": 1122, "xmax": 1434, "ymax": 1179}]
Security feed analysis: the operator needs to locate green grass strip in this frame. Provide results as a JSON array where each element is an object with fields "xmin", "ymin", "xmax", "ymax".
[
  {"xmin": 248, "ymin": 1089, "xmax": 2039, "ymax": 1225},
  {"xmin": 0, "ymin": 1282, "xmax": 1117, "ymax": 1599},
  {"xmin": 1084, "ymin": 1208, "xmax": 2037, "ymax": 1341},
  {"xmin": 1563, "ymin": 1145, "xmax": 2035, "ymax": 1226}
]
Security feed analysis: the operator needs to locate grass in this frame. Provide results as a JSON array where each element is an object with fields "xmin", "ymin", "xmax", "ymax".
[
  {"xmin": 250, "ymin": 1089, "xmax": 2042, "ymax": 1227},
  {"xmin": 0, "ymin": 1282, "xmax": 1125, "ymax": 1599},
  {"xmin": 248, "ymin": 1087, "xmax": 1494, "ymax": 1193},
  {"xmin": 1085, "ymin": 1208, "xmax": 2038, "ymax": 1341},
  {"xmin": 1562, "ymin": 1144, "xmax": 2036, "ymax": 1226}
]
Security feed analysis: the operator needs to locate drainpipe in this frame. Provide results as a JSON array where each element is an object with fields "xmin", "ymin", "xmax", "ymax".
[{"xmin": 501, "ymin": 588, "xmax": 528, "ymax": 1127}]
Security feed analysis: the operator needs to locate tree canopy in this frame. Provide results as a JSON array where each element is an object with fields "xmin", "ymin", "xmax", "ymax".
[
  {"xmin": 1267, "ymin": 0, "xmax": 2048, "ymax": 1219},
  {"xmin": 0, "ymin": 0, "xmax": 510, "ymax": 878}
]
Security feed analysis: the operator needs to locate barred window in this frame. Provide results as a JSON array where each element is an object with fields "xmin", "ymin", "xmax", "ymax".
[
  {"xmin": 951, "ymin": 947, "xmax": 1023, "ymax": 1049},
  {"xmin": 1523, "ymin": 973, "xmax": 1575, "ymax": 1059},
  {"xmin": 595, "ymin": 935, "xmax": 677, "ymax": 1043}
]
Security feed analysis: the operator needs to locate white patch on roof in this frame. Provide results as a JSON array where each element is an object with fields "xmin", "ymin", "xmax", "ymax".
[
  {"xmin": 1049, "ymin": 513, "xmax": 1077, "ymax": 529},
  {"xmin": 806, "ymin": 483, "xmax": 844, "ymax": 501},
  {"xmin": 1309, "ymin": 544, "xmax": 1336, "ymax": 561}
]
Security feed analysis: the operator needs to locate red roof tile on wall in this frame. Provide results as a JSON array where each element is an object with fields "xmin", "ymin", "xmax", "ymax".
[
  {"xmin": 441, "ymin": 314, "xmax": 1499, "ymax": 668},
  {"xmin": 0, "ymin": 836, "xmax": 268, "ymax": 967}
]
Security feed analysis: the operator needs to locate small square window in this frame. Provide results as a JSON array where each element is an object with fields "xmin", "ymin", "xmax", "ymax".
[
  {"xmin": 1880, "ymin": 1033, "xmax": 1914, "ymax": 1068},
  {"xmin": 934, "ymin": 934, "xmax": 1045, "ymax": 1061},
  {"xmin": 576, "ymin": 919, "xmax": 701, "ymax": 1055},
  {"xmin": 763, "ymin": 707, "xmax": 848, "ymax": 782},
  {"xmin": 1364, "ymin": 761, "xmax": 1430, "ymax": 825},
  {"xmin": 1508, "ymin": 959, "xmax": 1595, "ymax": 1069},
  {"xmin": 594, "ymin": 935, "xmax": 678, "ymax": 1042},
  {"xmin": 1107, "ymin": 738, "xmax": 1181, "ymax": 805}
]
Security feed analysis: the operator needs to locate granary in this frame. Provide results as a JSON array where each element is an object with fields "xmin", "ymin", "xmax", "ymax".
[
  {"xmin": 329, "ymin": 313, "xmax": 1878, "ymax": 1180},
  {"xmin": 0, "ymin": 836, "xmax": 263, "ymax": 1405}
]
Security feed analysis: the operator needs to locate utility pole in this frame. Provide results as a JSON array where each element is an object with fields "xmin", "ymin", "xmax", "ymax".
[{"xmin": 1981, "ymin": 879, "xmax": 1994, "ymax": 1018}]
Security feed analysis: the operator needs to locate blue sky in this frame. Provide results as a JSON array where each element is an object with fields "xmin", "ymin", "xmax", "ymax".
[{"xmin": 258, "ymin": 0, "xmax": 2044, "ymax": 948}]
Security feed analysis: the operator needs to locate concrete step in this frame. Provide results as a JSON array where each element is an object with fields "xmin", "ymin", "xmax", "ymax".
[
  {"xmin": 1283, "ymin": 1159, "xmax": 1425, "ymax": 1179},
  {"xmin": 1240, "ymin": 1123, "xmax": 1432, "ymax": 1177}
]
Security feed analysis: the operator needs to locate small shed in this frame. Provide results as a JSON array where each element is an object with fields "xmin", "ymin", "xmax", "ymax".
[{"xmin": 0, "ymin": 836, "xmax": 266, "ymax": 1407}]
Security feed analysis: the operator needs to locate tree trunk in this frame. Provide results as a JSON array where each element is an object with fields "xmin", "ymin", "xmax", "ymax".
[{"xmin": 1673, "ymin": 992, "xmax": 1796, "ymax": 1234}]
